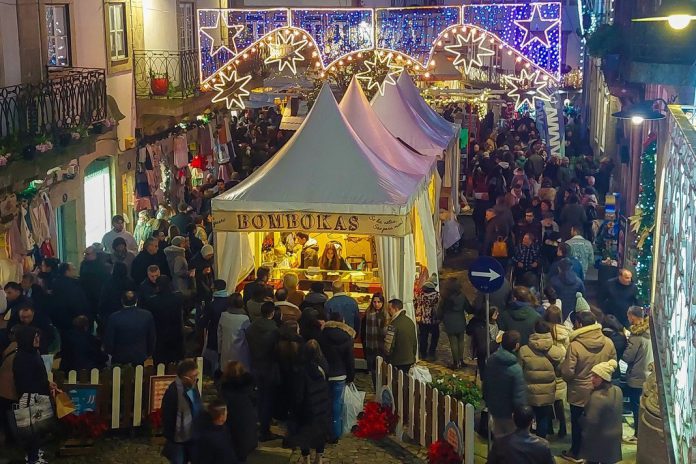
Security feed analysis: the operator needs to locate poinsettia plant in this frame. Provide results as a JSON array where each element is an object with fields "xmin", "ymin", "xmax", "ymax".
[
  {"xmin": 146, "ymin": 408, "xmax": 163, "ymax": 433},
  {"xmin": 60, "ymin": 412, "xmax": 109, "ymax": 440},
  {"xmin": 428, "ymin": 439, "xmax": 461, "ymax": 464},
  {"xmin": 352, "ymin": 401, "xmax": 398, "ymax": 440}
]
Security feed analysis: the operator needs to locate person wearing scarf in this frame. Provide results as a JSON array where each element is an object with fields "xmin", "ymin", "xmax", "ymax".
[{"xmin": 161, "ymin": 359, "xmax": 202, "ymax": 464}]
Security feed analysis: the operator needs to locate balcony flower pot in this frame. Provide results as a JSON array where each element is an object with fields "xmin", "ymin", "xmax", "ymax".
[{"xmin": 150, "ymin": 77, "xmax": 169, "ymax": 96}]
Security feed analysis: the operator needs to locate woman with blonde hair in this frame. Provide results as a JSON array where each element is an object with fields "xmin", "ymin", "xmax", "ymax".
[{"xmin": 283, "ymin": 272, "xmax": 305, "ymax": 308}]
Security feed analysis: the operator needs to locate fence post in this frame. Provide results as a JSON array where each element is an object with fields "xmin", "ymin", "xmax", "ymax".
[
  {"xmin": 90, "ymin": 368, "xmax": 100, "ymax": 385},
  {"xmin": 386, "ymin": 363, "xmax": 393, "ymax": 396},
  {"xmin": 111, "ymin": 366, "xmax": 121, "ymax": 429},
  {"xmin": 408, "ymin": 375, "xmax": 415, "ymax": 440},
  {"xmin": 396, "ymin": 369, "xmax": 404, "ymax": 440},
  {"xmin": 156, "ymin": 363, "xmax": 165, "ymax": 376},
  {"xmin": 376, "ymin": 356, "xmax": 383, "ymax": 394},
  {"xmin": 68, "ymin": 370, "xmax": 77, "ymax": 384},
  {"xmin": 444, "ymin": 394, "xmax": 452, "ymax": 426},
  {"xmin": 464, "ymin": 403, "xmax": 475, "ymax": 464},
  {"xmin": 196, "ymin": 357, "xmax": 203, "ymax": 393},
  {"xmin": 133, "ymin": 365, "xmax": 144, "ymax": 427},
  {"xmin": 419, "ymin": 380, "xmax": 427, "ymax": 446},
  {"xmin": 457, "ymin": 401, "xmax": 465, "ymax": 438},
  {"xmin": 431, "ymin": 388, "xmax": 439, "ymax": 444}
]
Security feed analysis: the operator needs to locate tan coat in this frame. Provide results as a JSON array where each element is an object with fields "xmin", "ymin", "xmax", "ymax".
[
  {"xmin": 0, "ymin": 341, "xmax": 18, "ymax": 401},
  {"xmin": 550, "ymin": 324, "xmax": 570, "ymax": 400},
  {"xmin": 518, "ymin": 333, "xmax": 566, "ymax": 406},
  {"xmin": 561, "ymin": 323, "xmax": 617, "ymax": 406}
]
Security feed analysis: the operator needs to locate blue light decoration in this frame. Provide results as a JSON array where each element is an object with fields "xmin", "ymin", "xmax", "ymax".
[
  {"xmin": 292, "ymin": 9, "xmax": 374, "ymax": 68},
  {"xmin": 198, "ymin": 3, "xmax": 562, "ymax": 85},
  {"xmin": 375, "ymin": 7, "xmax": 460, "ymax": 67},
  {"xmin": 462, "ymin": 2, "xmax": 561, "ymax": 78}
]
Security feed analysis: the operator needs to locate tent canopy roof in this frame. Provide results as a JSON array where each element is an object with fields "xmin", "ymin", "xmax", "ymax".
[
  {"xmin": 371, "ymin": 77, "xmax": 450, "ymax": 157},
  {"xmin": 396, "ymin": 72, "xmax": 458, "ymax": 141},
  {"xmin": 339, "ymin": 77, "xmax": 436, "ymax": 178},
  {"xmin": 212, "ymin": 85, "xmax": 424, "ymax": 216}
]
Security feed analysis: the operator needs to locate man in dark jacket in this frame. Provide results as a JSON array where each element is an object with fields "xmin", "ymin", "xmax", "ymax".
[
  {"xmin": 385, "ymin": 299, "xmax": 417, "ymax": 372},
  {"xmin": 483, "ymin": 330, "xmax": 527, "ymax": 437},
  {"xmin": 242, "ymin": 266, "xmax": 270, "ymax": 308},
  {"xmin": 50, "ymin": 264, "xmax": 92, "ymax": 334},
  {"xmin": 3, "ymin": 282, "xmax": 34, "ymax": 327},
  {"xmin": 245, "ymin": 302, "xmax": 279, "ymax": 441},
  {"xmin": 201, "ymin": 279, "xmax": 229, "ymax": 372},
  {"xmin": 104, "ymin": 291, "xmax": 156, "ymax": 365},
  {"xmin": 325, "ymin": 281, "xmax": 360, "ymax": 336},
  {"xmin": 319, "ymin": 313, "xmax": 356, "ymax": 442},
  {"xmin": 498, "ymin": 287, "xmax": 541, "ymax": 345},
  {"xmin": 131, "ymin": 237, "xmax": 170, "ymax": 284},
  {"xmin": 143, "ymin": 276, "xmax": 184, "ymax": 365},
  {"xmin": 59, "ymin": 315, "xmax": 108, "ymax": 371},
  {"xmin": 487, "ymin": 405, "xmax": 555, "ymax": 464},
  {"xmin": 12, "ymin": 306, "xmax": 55, "ymax": 354},
  {"xmin": 170, "ymin": 203, "xmax": 193, "ymax": 235},
  {"xmin": 138, "ymin": 264, "xmax": 161, "ymax": 302},
  {"xmin": 193, "ymin": 400, "xmax": 239, "ymax": 464},
  {"xmin": 79, "ymin": 246, "xmax": 111, "ymax": 314},
  {"xmin": 161, "ymin": 359, "xmax": 203, "ymax": 464},
  {"xmin": 600, "ymin": 269, "xmax": 638, "ymax": 328}
]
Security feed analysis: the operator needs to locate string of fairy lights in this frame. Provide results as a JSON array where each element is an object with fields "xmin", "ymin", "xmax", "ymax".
[{"xmin": 197, "ymin": 3, "xmax": 563, "ymax": 111}]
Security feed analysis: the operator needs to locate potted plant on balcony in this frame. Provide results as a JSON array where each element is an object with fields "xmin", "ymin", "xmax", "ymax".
[{"xmin": 150, "ymin": 70, "xmax": 170, "ymax": 96}]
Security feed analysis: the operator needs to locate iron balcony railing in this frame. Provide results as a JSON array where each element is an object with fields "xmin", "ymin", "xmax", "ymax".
[
  {"xmin": 134, "ymin": 49, "xmax": 200, "ymax": 99},
  {"xmin": 0, "ymin": 67, "xmax": 107, "ymax": 141},
  {"xmin": 390, "ymin": 0, "xmax": 445, "ymax": 6}
]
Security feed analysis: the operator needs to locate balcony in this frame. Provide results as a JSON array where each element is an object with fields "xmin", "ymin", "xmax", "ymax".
[
  {"xmin": 134, "ymin": 49, "xmax": 200, "ymax": 99},
  {"xmin": 0, "ymin": 67, "xmax": 106, "ymax": 142}
]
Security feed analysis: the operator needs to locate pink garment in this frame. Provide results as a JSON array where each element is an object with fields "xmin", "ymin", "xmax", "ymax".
[
  {"xmin": 173, "ymin": 135, "xmax": 188, "ymax": 168},
  {"xmin": 6, "ymin": 219, "xmax": 24, "ymax": 262}
]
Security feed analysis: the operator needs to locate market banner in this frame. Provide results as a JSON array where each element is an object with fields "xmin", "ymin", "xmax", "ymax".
[
  {"xmin": 213, "ymin": 211, "xmax": 411, "ymax": 236},
  {"xmin": 536, "ymin": 99, "xmax": 565, "ymax": 157}
]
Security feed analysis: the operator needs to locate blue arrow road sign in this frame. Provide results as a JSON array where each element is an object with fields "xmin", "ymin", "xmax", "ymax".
[{"xmin": 468, "ymin": 256, "xmax": 505, "ymax": 293}]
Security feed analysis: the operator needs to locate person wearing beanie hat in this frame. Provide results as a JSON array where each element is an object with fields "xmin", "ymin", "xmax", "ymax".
[
  {"xmin": 171, "ymin": 235, "xmax": 186, "ymax": 247},
  {"xmin": 575, "ymin": 292, "xmax": 590, "ymax": 312},
  {"xmin": 164, "ymin": 236, "xmax": 194, "ymax": 298},
  {"xmin": 579, "ymin": 358, "xmax": 623, "ymax": 463},
  {"xmin": 111, "ymin": 236, "xmax": 137, "ymax": 275}
]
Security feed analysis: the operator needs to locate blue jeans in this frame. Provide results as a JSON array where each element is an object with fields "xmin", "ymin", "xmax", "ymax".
[{"xmin": 329, "ymin": 380, "xmax": 346, "ymax": 440}]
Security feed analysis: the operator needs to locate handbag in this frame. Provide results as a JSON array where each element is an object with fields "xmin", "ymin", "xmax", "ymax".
[{"xmin": 9, "ymin": 393, "xmax": 56, "ymax": 444}]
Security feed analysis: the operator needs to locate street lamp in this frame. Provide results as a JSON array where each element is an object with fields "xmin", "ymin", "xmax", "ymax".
[
  {"xmin": 612, "ymin": 99, "xmax": 668, "ymax": 125},
  {"xmin": 633, "ymin": 0, "xmax": 696, "ymax": 30}
]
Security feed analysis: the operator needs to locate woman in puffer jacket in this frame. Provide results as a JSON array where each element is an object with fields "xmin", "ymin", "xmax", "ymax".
[
  {"xmin": 543, "ymin": 305, "xmax": 570, "ymax": 437},
  {"xmin": 518, "ymin": 319, "xmax": 565, "ymax": 438}
]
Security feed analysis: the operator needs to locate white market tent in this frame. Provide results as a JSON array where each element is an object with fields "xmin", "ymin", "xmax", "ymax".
[
  {"xmin": 212, "ymin": 84, "xmax": 439, "ymax": 319},
  {"xmin": 339, "ymin": 77, "xmax": 440, "ymax": 276}
]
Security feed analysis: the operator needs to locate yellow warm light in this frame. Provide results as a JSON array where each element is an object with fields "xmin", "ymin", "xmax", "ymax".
[{"xmin": 668, "ymin": 14, "xmax": 692, "ymax": 29}]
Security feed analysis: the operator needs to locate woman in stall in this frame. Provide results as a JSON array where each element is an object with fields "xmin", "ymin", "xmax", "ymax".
[{"xmin": 318, "ymin": 242, "xmax": 350, "ymax": 272}]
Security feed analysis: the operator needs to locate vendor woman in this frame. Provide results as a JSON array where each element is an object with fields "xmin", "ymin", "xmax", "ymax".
[{"xmin": 319, "ymin": 242, "xmax": 350, "ymax": 271}]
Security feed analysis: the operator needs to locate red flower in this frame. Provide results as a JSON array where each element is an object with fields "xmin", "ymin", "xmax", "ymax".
[
  {"xmin": 148, "ymin": 409, "xmax": 163, "ymax": 430},
  {"xmin": 352, "ymin": 401, "xmax": 398, "ymax": 440},
  {"xmin": 59, "ymin": 411, "xmax": 109, "ymax": 440},
  {"xmin": 427, "ymin": 440, "xmax": 461, "ymax": 464}
]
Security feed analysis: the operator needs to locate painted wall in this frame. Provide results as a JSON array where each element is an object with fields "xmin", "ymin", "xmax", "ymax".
[
  {"xmin": 142, "ymin": 0, "xmax": 178, "ymax": 51},
  {"xmin": 0, "ymin": 0, "xmax": 21, "ymax": 87}
]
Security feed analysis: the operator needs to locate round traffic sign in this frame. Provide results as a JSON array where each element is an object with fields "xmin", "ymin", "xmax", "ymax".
[{"xmin": 468, "ymin": 256, "xmax": 505, "ymax": 293}]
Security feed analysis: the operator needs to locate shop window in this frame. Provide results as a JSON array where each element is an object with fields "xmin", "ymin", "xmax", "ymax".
[
  {"xmin": 178, "ymin": 2, "xmax": 195, "ymax": 51},
  {"xmin": 108, "ymin": 3, "xmax": 128, "ymax": 61},
  {"xmin": 84, "ymin": 160, "xmax": 113, "ymax": 247},
  {"xmin": 46, "ymin": 5, "xmax": 71, "ymax": 66}
]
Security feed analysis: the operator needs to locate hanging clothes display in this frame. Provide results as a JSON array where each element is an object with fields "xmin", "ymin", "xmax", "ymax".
[
  {"xmin": 173, "ymin": 134, "xmax": 189, "ymax": 169},
  {"xmin": 40, "ymin": 192, "xmax": 56, "ymax": 245},
  {"xmin": 18, "ymin": 204, "xmax": 36, "ymax": 253},
  {"xmin": 198, "ymin": 124, "xmax": 212, "ymax": 156}
]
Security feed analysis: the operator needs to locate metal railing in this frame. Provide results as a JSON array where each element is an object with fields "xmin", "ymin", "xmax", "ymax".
[
  {"xmin": 390, "ymin": 0, "xmax": 445, "ymax": 6},
  {"xmin": 133, "ymin": 49, "xmax": 200, "ymax": 99},
  {"xmin": 0, "ymin": 67, "xmax": 106, "ymax": 140}
]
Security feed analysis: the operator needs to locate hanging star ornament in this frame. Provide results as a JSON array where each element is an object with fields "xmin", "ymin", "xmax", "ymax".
[
  {"xmin": 211, "ymin": 69, "xmax": 252, "ymax": 110},
  {"xmin": 355, "ymin": 52, "xmax": 404, "ymax": 96},
  {"xmin": 200, "ymin": 12, "xmax": 245, "ymax": 57},
  {"xmin": 504, "ymin": 68, "xmax": 552, "ymax": 111},
  {"xmin": 264, "ymin": 32, "xmax": 309, "ymax": 75},
  {"xmin": 444, "ymin": 30, "xmax": 495, "ymax": 76},
  {"xmin": 514, "ymin": 4, "xmax": 559, "ymax": 48}
]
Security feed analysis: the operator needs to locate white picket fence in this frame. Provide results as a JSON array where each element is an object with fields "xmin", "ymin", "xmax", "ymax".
[{"xmin": 376, "ymin": 356, "xmax": 475, "ymax": 464}]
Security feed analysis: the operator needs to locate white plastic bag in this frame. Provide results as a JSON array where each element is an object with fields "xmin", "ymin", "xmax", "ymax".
[
  {"xmin": 409, "ymin": 365, "xmax": 432, "ymax": 384},
  {"xmin": 342, "ymin": 383, "xmax": 366, "ymax": 436}
]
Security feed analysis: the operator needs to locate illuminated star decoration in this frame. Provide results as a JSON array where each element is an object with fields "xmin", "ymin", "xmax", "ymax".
[
  {"xmin": 200, "ymin": 12, "xmax": 245, "ymax": 57},
  {"xmin": 355, "ymin": 52, "xmax": 404, "ymax": 97},
  {"xmin": 211, "ymin": 69, "xmax": 252, "ymax": 110},
  {"xmin": 504, "ymin": 68, "xmax": 552, "ymax": 111},
  {"xmin": 443, "ymin": 29, "xmax": 495, "ymax": 76},
  {"xmin": 514, "ymin": 4, "xmax": 559, "ymax": 48},
  {"xmin": 264, "ymin": 31, "xmax": 309, "ymax": 75}
]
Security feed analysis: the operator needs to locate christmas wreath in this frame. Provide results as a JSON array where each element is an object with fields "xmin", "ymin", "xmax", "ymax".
[
  {"xmin": 427, "ymin": 439, "xmax": 461, "ymax": 464},
  {"xmin": 352, "ymin": 401, "xmax": 398, "ymax": 440}
]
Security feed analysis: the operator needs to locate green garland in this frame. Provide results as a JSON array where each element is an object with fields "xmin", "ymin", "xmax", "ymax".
[{"xmin": 634, "ymin": 138, "xmax": 657, "ymax": 304}]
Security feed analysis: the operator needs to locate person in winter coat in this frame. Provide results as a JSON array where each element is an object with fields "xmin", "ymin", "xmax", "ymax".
[
  {"xmin": 243, "ymin": 267, "xmax": 270, "ymax": 308},
  {"xmin": 499, "ymin": 286, "xmax": 541, "ymax": 345},
  {"xmin": 59, "ymin": 315, "xmax": 108, "ymax": 372},
  {"xmin": 543, "ymin": 305, "xmax": 570, "ymax": 437},
  {"xmin": 10, "ymin": 306, "xmax": 55, "ymax": 355},
  {"xmin": 361, "ymin": 293, "xmax": 386, "ymax": 387},
  {"xmin": 319, "ymin": 314, "xmax": 356, "ymax": 442},
  {"xmin": 600, "ymin": 269, "xmax": 639, "ymax": 328},
  {"xmin": 487, "ymin": 405, "xmax": 555, "ymax": 464},
  {"xmin": 105, "ymin": 291, "xmax": 156, "ymax": 365},
  {"xmin": 565, "ymin": 226, "xmax": 595, "ymax": 276},
  {"xmin": 138, "ymin": 264, "xmax": 161, "ymax": 303},
  {"xmin": 415, "ymin": 279, "xmax": 440, "ymax": 361},
  {"xmin": 131, "ymin": 237, "xmax": 170, "ymax": 284},
  {"xmin": 438, "ymin": 278, "xmax": 471, "ymax": 369},
  {"xmin": 550, "ymin": 259, "xmax": 585, "ymax": 318},
  {"xmin": 275, "ymin": 321, "xmax": 305, "ymax": 424},
  {"xmin": 193, "ymin": 399, "xmax": 239, "ymax": 464},
  {"xmin": 200, "ymin": 280, "xmax": 229, "ymax": 372},
  {"xmin": 325, "ymin": 281, "xmax": 360, "ymax": 336},
  {"xmin": 518, "ymin": 320, "xmax": 565, "ymax": 438},
  {"xmin": 79, "ymin": 246, "xmax": 111, "ymax": 318},
  {"xmin": 299, "ymin": 303, "xmax": 327, "ymax": 342},
  {"xmin": 144, "ymin": 276, "xmax": 184, "ymax": 365},
  {"xmin": 559, "ymin": 194, "xmax": 587, "ymax": 240},
  {"xmin": 622, "ymin": 306, "xmax": 653, "ymax": 442},
  {"xmin": 300, "ymin": 282, "xmax": 328, "ymax": 311},
  {"xmin": 218, "ymin": 293, "xmax": 251, "ymax": 373},
  {"xmin": 287, "ymin": 340, "xmax": 330, "ymax": 464},
  {"xmin": 560, "ymin": 311, "xmax": 617, "ymax": 462},
  {"xmin": 579, "ymin": 360, "xmax": 623, "ymax": 464},
  {"xmin": 466, "ymin": 305, "xmax": 499, "ymax": 379},
  {"xmin": 385, "ymin": 299, "xmax": 417, "ymax": 372},
  {"xmin": 219, "ymin": 361, "xmax": 258, "ymax": 462},
  {"xmin": 483, "ymin": 331, "xmax": 527, "ymax": 437},
  {"xmin": 246, "ymin": 302, "xmax": 280, "ymax": 441},
  {"xmin": 111, "ymin": 237, "xmax": 136, "ymax": 275},
  {"xmin": 283, "ymin": 272, "xmax": 305, "ymax": 308},
  {"xmin": 98, "ymin": 262, "xmax": 137, "ymax": 331},
  {"xmin": 48, "ymin": 263, "xmax": 91, "ymax": 337},
  {"xmin": 161, "ymin": 359, "xmax": 203, "ymax": 464},
  {"xmin": 600, "ymin": 313, "xmax": 628, "ymax": 362},
  {"xmin": 548, "ymin": 244, "xmax": 585, "ymax": 282},
  {"xmin": 12, "ymin": 325, "xmax": 59, "ymax": 464},
  {"xmin": 296, "ymin": 232, "xmax": 320, "ymax": 270},
  {"xmin": 275, "ymin": 288, "xmax": 301, "ymax": 323},
  {"xmin": 164, "ymin": 236, "xmax": 195, "ymax": 300}
]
